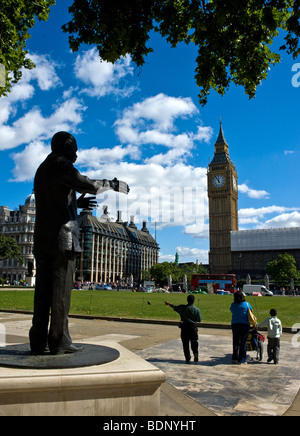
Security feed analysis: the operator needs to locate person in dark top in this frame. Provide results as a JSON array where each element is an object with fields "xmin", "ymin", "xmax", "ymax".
[
  {"xmin": 165, "ymin": 295, "xmax": 202, "ymax": 363},
  {"xmin": 29, "ymin": 131, "xmax": 129, "ymax": 355}
]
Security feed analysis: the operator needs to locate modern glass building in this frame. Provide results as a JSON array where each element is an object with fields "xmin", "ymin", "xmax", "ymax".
[{"xmin": 77, "ymin": 208, "xmax": 159, "ymax": 284}]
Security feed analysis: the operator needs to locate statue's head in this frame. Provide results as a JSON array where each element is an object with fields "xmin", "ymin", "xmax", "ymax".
[{"xmin": 51, "ymin": 132, "xmax": 78, "ymax": 163}]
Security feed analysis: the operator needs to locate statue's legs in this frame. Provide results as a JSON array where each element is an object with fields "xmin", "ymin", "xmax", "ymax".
[{"xmin": 29, "ymin": 251, "xmax": 78, "ymax": 355}]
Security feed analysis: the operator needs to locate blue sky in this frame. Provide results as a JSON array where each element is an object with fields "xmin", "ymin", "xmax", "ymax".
[{"xmin": 1, "ymin": 1, "xmax": 300, "ymax": 264}]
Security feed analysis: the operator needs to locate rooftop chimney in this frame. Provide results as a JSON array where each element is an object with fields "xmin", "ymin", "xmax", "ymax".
[
  {"xmin": 116, "ymin": 210, "xmax": 123, "ymax": 222},
  {"xmin": 129, "ymin": 215, "xmax": 137, "ymax": 229},
  {"xmin": 141, "ymin": 221, "xmax": 149, "ymax": 233}
]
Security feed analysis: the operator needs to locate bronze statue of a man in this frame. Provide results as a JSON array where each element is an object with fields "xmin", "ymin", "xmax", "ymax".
[{"xmin": 29, "ymin": 132, "xmax": 129, "ymax": 355}]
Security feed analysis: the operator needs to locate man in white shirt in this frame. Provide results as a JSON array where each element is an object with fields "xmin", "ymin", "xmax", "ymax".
[{"xmin": 257, "ymin": 308, "xmax": 282, "ymax": 364}]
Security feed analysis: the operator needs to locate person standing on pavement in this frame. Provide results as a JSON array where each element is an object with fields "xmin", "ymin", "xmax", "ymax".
[
  {"xmin": 257, "ymin": 308, "xmax": 282, "ymax": 364},
  {"xmin": 165, "ymin": 295, "xmax": 202, "ymax": 363},
  {"xmin": 230, "ymin": 291, "xmax": 254, "ymax": 364}
]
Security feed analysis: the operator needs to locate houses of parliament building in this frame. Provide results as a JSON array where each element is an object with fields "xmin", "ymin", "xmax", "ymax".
[{"xmin": 208, "ymin": 123, "xmax": 300, "ymax": 277}]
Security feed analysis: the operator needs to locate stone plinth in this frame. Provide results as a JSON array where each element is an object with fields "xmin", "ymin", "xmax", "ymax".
[{"xmin": 0, "ymin": 341, "xmax": 166, "ymax": 416}]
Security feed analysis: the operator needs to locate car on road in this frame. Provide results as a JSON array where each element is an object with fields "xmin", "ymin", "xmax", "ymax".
[
  {"xmin": 95, "ymin": 284, "xmax": 112, "ymax": 291},
  {"xmin": 216, "ymin": 289, "xmax": 231, "ymax": 295},
  {"xmin": 243, "ymin": 284, "xmax": 273, "ymax": 296}
]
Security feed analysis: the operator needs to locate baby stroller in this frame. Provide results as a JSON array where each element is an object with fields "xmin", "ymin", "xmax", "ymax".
[{"xmin": 246, "ymin": 328, "xmax": 265, "ymax": 361}]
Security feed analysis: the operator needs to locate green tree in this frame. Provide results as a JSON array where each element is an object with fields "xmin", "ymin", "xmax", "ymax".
[
  {"xmin": 62, "ymin": 0, "xmax": 300, "ymax": 105},
  {"xmin": 141, "ymin": 269, "xmax": 152, "ymax": 281},
  {"xmin": 150, "ymin": 262, "xmax": 181, "ymax": 286},
  {"xmin": 3, "ymin": 1, "xmax": 300, "ymax": 104},
  {"xmin": 0, "ymin": 0, "xmax": 55, "ymax": 97},
  {"xmin": 266, "ymin": 253, "xmax": 298, "ymax": 286},
  {"xmin": 178, "ymin": 262, "xmax": 207, "ymax": 282},
  {"xmin": 0, "ymin": 235, "xmax": 23, "ymax": 264},
  {"xmin": 295, "ymin": 270, "xmax": 300, "ymax": 287},
  {"xmin": 150, "ymin": 261, "xmax": 207, "ymax": 286}
]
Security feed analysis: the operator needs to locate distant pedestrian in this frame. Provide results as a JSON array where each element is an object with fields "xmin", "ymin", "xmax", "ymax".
[
  {"xmin": 165, "ymin": 295, "xmax": 202, "ymax": 363},
  {"xmin": 230, "ymin": 291, "xmax": 255, "ymax": 364},
  {"xmin": 257, "ymin": 309, "xmax": 282, "ymax": 364}
]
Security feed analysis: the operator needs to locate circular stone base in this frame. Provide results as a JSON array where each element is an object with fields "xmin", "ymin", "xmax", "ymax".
[{"xmin": 0, "ymin": 344, "xmax": 120, "ymax": 370}]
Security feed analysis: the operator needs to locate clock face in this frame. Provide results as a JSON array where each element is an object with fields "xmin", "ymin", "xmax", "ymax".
[{"xmin": 212, "ymin": 175, "xmax": 225, "ymax": 188}]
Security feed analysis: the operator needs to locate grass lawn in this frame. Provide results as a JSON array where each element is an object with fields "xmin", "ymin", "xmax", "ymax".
[{"xmin": 0, "ymin": 289, "xmax": 299, "ymax": 328}]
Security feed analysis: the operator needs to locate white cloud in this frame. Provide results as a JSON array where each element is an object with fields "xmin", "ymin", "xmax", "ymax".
[
  {"xmin": 145, "ymin": 133, "xmax": 194, "ymax": 165},
  {"xmin": 256, "ymin": 211, "xmax": 300, "ymax": 229},
  {"xmin": 238, "ymin": 183, "xmax": 270, "ymax": 199},
  {"xmin": 84, "ymin": 162, "xmax": 207, "ymax": 230},
  {"xmin": 77, "ymin": 144, "xmax": 141, "ymax": 167},
  {"xmin": 158, "ymin": 253, "xmax": 177, "ymax": 262},
  {"xmin": 114, "ymin": 94, "xmax": 213, "ymax": 164},
  {"xmin": 74, "ymin": 49, "xmax": 135, "ymax": 98},
  {"xmin": 194, "ymin": 125, "xmax": 214, "ymax": 143},
  {"xmin": 184, "ymin": 222, "xmax": 209, "ymax": 239},
  {"xmin": 159, "ymin": 247, "xmax": 208, "ymax": 264},
  {"xmin": 3, "ymin": 57, "xmax": 212, "ymax": 249},
  {"xmin": 0, "ymin": 53, "xmax": 60, "ymax": 126},
  {"xmin": 115, "ymin": 94, "xmax": 198, "ymax": 142},
  {"xmin": 176, "ymin": 246, "xmax": 209, "ymax": 264},
  {"xmin": 0, "ymin": 53, "xmax": 83, "ymax": 152},
  {"xmin": 238, "ymin": 205, "xmax": 300, "ymax": 230},
  {"xmin": 239, "ymin": 217, "xmax": 260, "ymax": 225},
  {"xmin": 0, "ymin": 98, "xmax": 86, "ymax": 150},
  {"xmin": 9, "ymin": 141, "xmax": 50, "ymax": 182},
  {"xmin": 23, "ymin": 53, "xmax": 61, "ymax": 91},
  {"xmin": 239, "ymin": 205, "xmax": 297, "ymax": 219}
]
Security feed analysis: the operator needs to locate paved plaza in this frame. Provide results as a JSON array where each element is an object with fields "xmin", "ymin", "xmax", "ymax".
[{"xmin": 0, "ymin": 311, "xmax": 299, "ymax": 416}]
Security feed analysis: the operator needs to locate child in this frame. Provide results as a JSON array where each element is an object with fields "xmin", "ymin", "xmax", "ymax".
[{"xmin": 257, "ymin": 309, "xmax": 282, "ymax": 364}]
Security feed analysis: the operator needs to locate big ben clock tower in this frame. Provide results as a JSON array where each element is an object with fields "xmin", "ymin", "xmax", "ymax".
[{"xmin": 207, "ymin": 122, "xmax": 238, "ymax": 274}]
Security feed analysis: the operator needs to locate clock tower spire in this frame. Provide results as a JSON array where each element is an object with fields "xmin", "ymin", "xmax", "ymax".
[
  {"xmin": 207, "ymin": 123, "xmax": 238, "ymax": 274},
  {"xmin": 215, "ymin": 120, "xmax": 229, "ymax": 155}
]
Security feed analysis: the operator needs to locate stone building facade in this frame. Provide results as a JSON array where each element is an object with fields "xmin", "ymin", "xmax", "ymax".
[{"xmin": 0, "ymin": 193, "xmax": 36, "ymax": 284}]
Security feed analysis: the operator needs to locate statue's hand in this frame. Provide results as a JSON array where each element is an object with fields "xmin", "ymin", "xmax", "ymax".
[
  {"xmin": 77, "ymin": 194, "xmax": 97, "ymax": 210},
  {"xmin": 111, "ymin": 177, "xmax": 130, "ymax": 194}
]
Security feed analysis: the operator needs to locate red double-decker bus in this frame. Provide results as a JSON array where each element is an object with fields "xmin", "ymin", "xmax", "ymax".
[{"xmin": 191, "ymin": 274, "xmax": 237, "ymax": 294}]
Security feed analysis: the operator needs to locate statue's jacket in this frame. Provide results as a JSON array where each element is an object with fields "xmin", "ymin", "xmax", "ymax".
[{"xmin": 33, "ymin": 152, "xmax": 99, "ymax": 256}]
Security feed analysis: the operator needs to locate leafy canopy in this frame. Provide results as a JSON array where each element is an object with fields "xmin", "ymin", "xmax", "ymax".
[
  {"xmin": 62, "ymin": 0, "xmax": 300, "ymax": 105},
  {"xmin": 150, "ymin": 261, "xmax": 207, "ymax": 286},
  {"xmin": 0, "ymin": 0, "xmax": 55, "ymax": 97},
  {"xmin": 2, "ymin": 1, "xmax": 300, "ymax": 104},
  {"xmin": 266, "ymin": 253, "xmax": 298, "ymax": 285}
]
